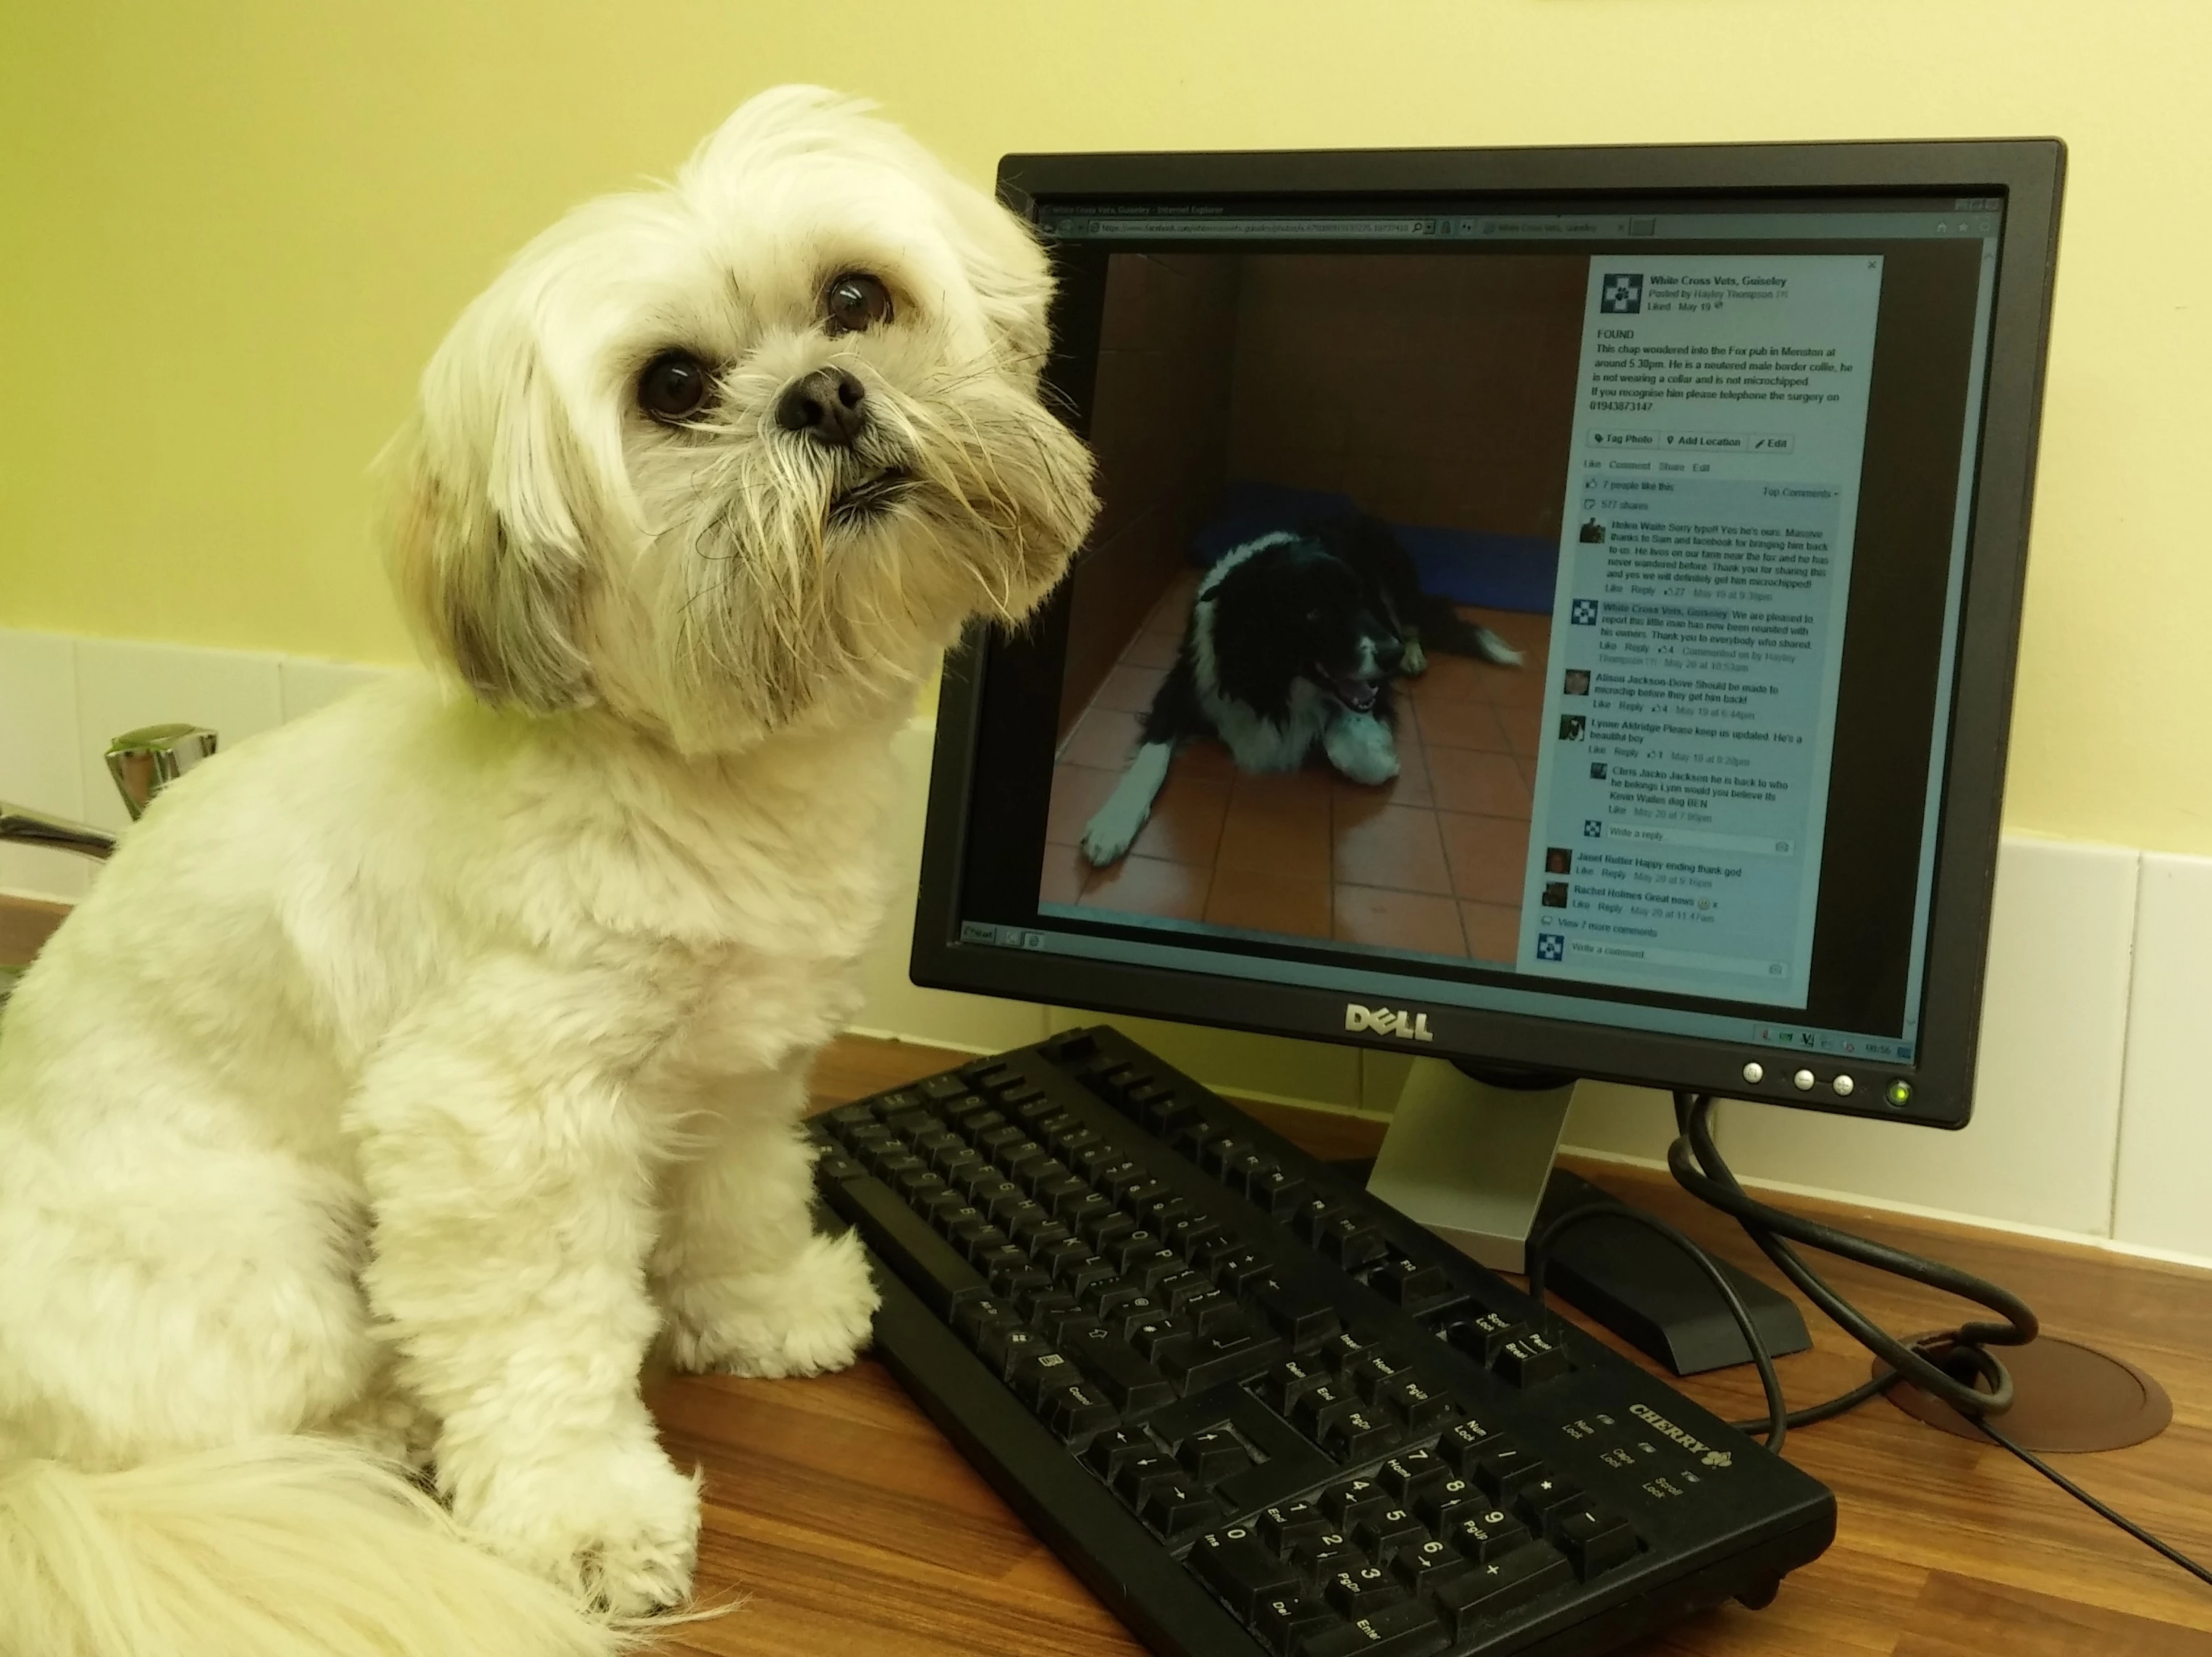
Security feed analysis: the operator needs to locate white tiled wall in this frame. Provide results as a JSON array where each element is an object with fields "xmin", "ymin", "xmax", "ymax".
[
  {"xmin": 7, "ymin": 625, "xmax": 2208, "ymax": 1264},
  {"xmin": 2112, "ymin": 851, "xmax": 2212, "ymax": 1262},
  {"xmin": 0, "ymin": 629, "xmax": 398, "ymax": 894},
  {"xmin": 0, "ymin": 629, "xmax": 92, "ymax": 903}
]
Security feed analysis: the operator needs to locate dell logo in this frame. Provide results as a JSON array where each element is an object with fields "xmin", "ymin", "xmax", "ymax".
[{"xmin": 1345, "ymin": 1002, "xmax": 1434, "ymax": 1042}]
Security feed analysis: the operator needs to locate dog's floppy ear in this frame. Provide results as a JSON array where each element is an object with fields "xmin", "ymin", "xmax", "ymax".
[
  {"xmin": 940, "ymin": 185, "xmax": 1055, "ymax": 376},
  {"xmin": 381, "ymin": 310, "xmax": 600, "ymax": 714}
]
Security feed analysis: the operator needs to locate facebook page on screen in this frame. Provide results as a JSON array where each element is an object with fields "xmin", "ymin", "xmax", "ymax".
[{"xmin": 1518, "ymin": 256, "xmax": 1884, "ymax": 1007}]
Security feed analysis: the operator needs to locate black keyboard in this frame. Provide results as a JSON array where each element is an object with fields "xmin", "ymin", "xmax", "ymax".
[{"xmin": 811, "ymin": 1026, "xmax": 1834, "ymax": 1656}]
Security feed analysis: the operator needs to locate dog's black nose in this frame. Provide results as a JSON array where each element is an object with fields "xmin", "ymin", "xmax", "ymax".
[
  {"xmin": 775, "ymin": 367, "xmax": 867, "ymax": 448},
  {"xmin": 1376, "ymin": 634, "xmax": 1405, "ymax": 674}
]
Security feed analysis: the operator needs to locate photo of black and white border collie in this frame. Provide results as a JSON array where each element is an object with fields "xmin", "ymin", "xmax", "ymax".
[{"xmin": 1080, "ymin": 516, "xmax": 1523, "ymax": 866}]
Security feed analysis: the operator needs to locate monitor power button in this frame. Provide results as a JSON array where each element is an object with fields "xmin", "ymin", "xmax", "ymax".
[{"xmin": 1741, "ymin": 1062, "xmax": 1764, "ymax": 1084}]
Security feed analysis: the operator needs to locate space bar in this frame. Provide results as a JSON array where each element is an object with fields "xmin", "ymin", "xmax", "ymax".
[{"xmin": 823, "ymin": 1175, "xmax": 990, "ymax": 1320}]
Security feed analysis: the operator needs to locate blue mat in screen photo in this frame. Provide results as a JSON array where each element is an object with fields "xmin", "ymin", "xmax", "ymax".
[{"xmin": 1188, "ymin": 481, "xmax": 1560, "ymax": 616}]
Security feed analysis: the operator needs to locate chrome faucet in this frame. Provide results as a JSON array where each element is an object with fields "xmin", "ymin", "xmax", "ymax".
[{"xmin": 1, "ymin": 723, "xmax": 221, "ymax": 861}]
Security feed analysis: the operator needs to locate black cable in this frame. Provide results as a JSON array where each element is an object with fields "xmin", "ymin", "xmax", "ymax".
[
  {"xmin": 1668, "ymin": 1092, "xmax": 2035, "ymax": 1418},
  {"xmin": 1977, "ymin": 1418, "xmax": 2212, "ymax": 1591},
  {"xmin": 1525, "ymin": 1199, "xmax": 1790, "ymax": 1456},
  {"xmin": 1725, "ymin": 1366, "xmax": 1903, "ymax": 1436},
  {"xmin": 1664, "ymin": 1091, "xmax": 2212, "ymax": 1594}
]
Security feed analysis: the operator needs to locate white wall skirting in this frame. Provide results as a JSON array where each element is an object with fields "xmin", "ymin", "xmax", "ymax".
[{"xmin": 7, "ymin": 625, "xmax": 2210, "ymax": 1267}]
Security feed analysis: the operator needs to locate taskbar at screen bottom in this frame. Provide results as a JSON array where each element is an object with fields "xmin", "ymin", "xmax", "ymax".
[{"xmin": 966, "ymin": 905, "xmax": 1915, "ymax": 1065}]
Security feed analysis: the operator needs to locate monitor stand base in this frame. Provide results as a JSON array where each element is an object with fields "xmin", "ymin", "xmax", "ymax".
[{"xmin": 1361, "ymin": 1058, "xmax": 1812, "ymax": 1377}]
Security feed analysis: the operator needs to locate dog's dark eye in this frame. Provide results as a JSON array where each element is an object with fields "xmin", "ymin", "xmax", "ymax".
[
  {"xmin": 638, "ymin": 350, "xmax": 713, "ymax": 423},
  {"xmin": 824, "ymin": 272, "xmax": 894, "ymax": 335}
]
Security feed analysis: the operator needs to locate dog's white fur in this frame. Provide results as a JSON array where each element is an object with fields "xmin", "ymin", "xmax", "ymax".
[{"xmin": 0, "ymin": 86, "xmax": 1093, "ymax": 1656}]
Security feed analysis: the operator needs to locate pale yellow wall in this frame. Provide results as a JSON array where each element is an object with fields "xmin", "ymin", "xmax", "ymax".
[{"xmin": 2, "ymin": 1, "xmax": 2208, "ymax": 853}]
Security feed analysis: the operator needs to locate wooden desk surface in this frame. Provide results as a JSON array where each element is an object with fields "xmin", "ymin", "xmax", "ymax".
[{"xmin": 649, "ymin": 1035, "xmax": 2212, "ymax": 1657}]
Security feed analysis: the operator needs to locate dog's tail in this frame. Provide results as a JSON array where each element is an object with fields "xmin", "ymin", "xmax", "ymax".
[
  {"xmin": 0, "ymin": 1436, "xmax": 637, "ymax": 1657},
  {"xmin": 1416, "ymin": 595, "xmax": 1525, "ymax": 667}
]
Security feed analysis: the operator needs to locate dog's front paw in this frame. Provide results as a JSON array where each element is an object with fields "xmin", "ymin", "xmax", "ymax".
[
  {"xmin": 668, "ymin": 1230, "xmax": 880, "ymax": 1379},
  {"xmin": 462, "ymin": 1443, "xmax": 701, "ymax": 1615}
]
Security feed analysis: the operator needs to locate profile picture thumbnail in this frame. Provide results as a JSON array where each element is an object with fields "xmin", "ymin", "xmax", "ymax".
[
  {"xmin": 1578, "ymin": 519, "xmax": 1606, "ymax": 545},
  {"xmin": 1544, "ymin": 847, "xmax": 1573, "ymax": 875},
  {"xmin": 1563, "ymin": 668, "xmax": 1591, "ymax": 696},
  {"xmin": 1601, "ymin": 272, "xmax": 1644, "ymax": 314},
  {"xmin": 1558, "ymin": 716, "xmax": 1586, "ymax": 741},
  {"xmin": 1541, "ymin": 881, "xmax": 1570, "ymax": 909},
  {"xmin": 1589, "ymin": 762, "xmax": 1609, "ymax": 780}
]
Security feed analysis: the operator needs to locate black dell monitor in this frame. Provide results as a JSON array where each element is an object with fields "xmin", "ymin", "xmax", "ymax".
[{"xmin": 912, "ymin": 137, "xmax": 2061, "ymax": 1288}]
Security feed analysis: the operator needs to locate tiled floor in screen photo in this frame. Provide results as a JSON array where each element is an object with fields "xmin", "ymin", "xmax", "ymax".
[{"xmin": 1046, "ymin": 569, "xmax": 1551, "ymax": 963}]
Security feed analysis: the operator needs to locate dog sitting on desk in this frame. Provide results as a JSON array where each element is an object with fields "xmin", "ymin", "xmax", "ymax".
[
  {"xmin": 0, "ymin": 88, "xmax": 1094, "ymax": 1657},
  {"xmin": 1080, "ymin": 515, "xmax": 1519, "ymax": 867}
]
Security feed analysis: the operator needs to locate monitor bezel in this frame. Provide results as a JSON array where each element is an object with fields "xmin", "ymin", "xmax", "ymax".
[{"xmin": 913, "ymin": 137, "xmax": 2065, "ymax": 1130}]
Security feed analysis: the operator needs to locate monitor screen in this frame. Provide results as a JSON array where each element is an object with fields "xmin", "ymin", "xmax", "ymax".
[{"xmin": 915, "ymin": 142, "xmax": 2063, "ymax": 1129}]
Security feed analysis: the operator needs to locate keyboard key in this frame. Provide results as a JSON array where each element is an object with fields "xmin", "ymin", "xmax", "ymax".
[
  {"xmin": 1413, "ymin": 1477, "xmax": 1484, "ymax": 1532},
  {"xmin": 1131, "ymin": 1191, "xmax": 1194, "ymax": 1232},
  {"xmin": 1378, "ymin": 1449, "xmax": 1450, "ymax": 1506},
  {"xmin": 1447, "ymin": 1312, "xmax": 1529, "ymax": 1365},
  {"xmin": 1038, "ymin": 1380, "xmax": 1119, "ymax": 1440},
  {"xmin": 1295, "ymin": 1383, "xmax": 1360, "ymax": 1443},
  {"xmin": 1260, "ymin": 1500, "xmax": 1330, "ymax": 1553},
  {"xmin": 1120, "ymin": 1177, "xmax": 1174, "ymax": 1215},
  {"xmin": 1058, "ymin": 1191, "xmax": 1118, "ymax": 1230},
  {"xmin": 1323, "ymin": 1564, "xmax": 1408, "ymax": 1616},
  {"xmin": 1008, "ymin": 1348, "xmax": 1080, "ymax": 1406},
  {"xmin": 1251, "ymin": 1280, "xmax": 1342, "ymax": 1347},
  {"xmin": 1248, "ymin": 1169, "xmax": 1313, "ymax": 1217},
  {"xmin": 980, "ymin": 1323, "xmax": 1052, "ymax": 1375},
  {"xmin": 1139, "ymin": 1477, "xmax": 1222, "ymax": 1541},
  {"xmin": 1315, "ymin": 1216, "xmax": 1389, "ymax": 1270},
  {"xmin": 1378, "ymin": 1377, "xmax": 1457, "ymax": 1433},
  {"xmin": 1515, "ymin": 1474, "xmax": 1584, "ymax": 1527},
  {"xmin": 1210, "ymin": 1246, "xmax": 1273, "ymax": 1292},
  {"xmin": 1057, "ymin": 1254, "xmax": 1118, "ymax": 1298},
  {"xmin": 1113, "ymin": 1453, "xmax": 1181, "ymax": 1506},
  {"xmin": 820, "ymin": 1176, "xmax": 987, "ymax": 1319},
  {"xmin": 1286, "ymin": 1530, "xmax": 1364, "ymax": 1583},
  {"xmin": 1085, "ymin": 1212, "xmax": 1140, "ymax": 1254},
  {"xmin": 1176, "ymin": 1429, "xmax": 1253, "ymax": 1485},
  {"xmin": 1320, "ymin": 1405, "xmax": 1403, "ymax": 1464},
  {"xmin": 951, "ymin": 1296, "xmax": 1022, "ymax": 1345},
  {"xmin": 1319, "ymin": 1477, "xmax": 1392, "ymax": 1529},
  {"xmin": 1165, "ymin": 1328, "xmax": 1287, "ymax": 1393},
  {"xmin": 1554, "ymin": 1508, "xmax": 1639, "ymax": 1579},
  {"xmin": 1290, "ymin": 1196, "xmax": 1345, "ymax": 1242},
  {"xmin": 1067, "ymin": 1327, "xmax": 1174, "ymax": 1414},
  {"xmin": 1437, "ymin": 1419, "xmax": 1509, "ymax": 1474},
  {"xmin": 1265, "ymin": 1356, "xmax": 1333, "ymax": 1413},
  {"xmin": 1344, "ymin": 1354, "xmax": 1410, "ymax": 1401},
  {"xmin": 1128, "ymin": 1314, "xmax": 1199, "ymax": 1367},
  {"xmin": 1082, "ymin": 1428, "xmax": 1153, "ymax": 1480},
  {"xmin": 1431, "ymin": 1543, "xmax": 1573, "ymax": 1634},
  {"xmin": 1494, "ymin": 1331, "xmax": 1570, "ymax": 1388},
  {"xmin": 1473, "ymin": 1447, "xmax": 1547, "ymax": 1501},
  {"xmin": 918, "ymin": 1073, "xmax": 972, "ymax": 1102},
  {"xmin": 1191, "ymin": 1526, "xmax": 1298, "ymax": 1620},
  {"xmin": 1292, "ymin": 1598, "xmax": 1447, "ymax": 1657},
  {"xmin": 1444, "ymin": 1509, "xmax": 1531, "ymax": 1564},
  {"xmin": 1198, "ymin": 1135, "xmax": 1252, "ymax": 1176},
  {"xmin": 1318, "ymin": 1327, "xmax": 1382, "ymax": 1369},
  {"xmin": 1350, "ymin": 1508, "xmax": 1425, "ymax": 1562},
  {"xmin": 1390, "ymin": 1537, "xmax": 1469, "ymax": 1591},
  {"xmin": 1256, "ymin": 1594, "xmax": 1340, "ymax": 1657},
  {"xmin": 1366, "ymin": 1257, "xmax": 1453, "ymax": 1306}
]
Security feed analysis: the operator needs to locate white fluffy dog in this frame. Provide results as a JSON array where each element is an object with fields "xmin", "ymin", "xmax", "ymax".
[{"xmin": 0, "ymin": 87, "xmax": 1093, "ymax": 1656}]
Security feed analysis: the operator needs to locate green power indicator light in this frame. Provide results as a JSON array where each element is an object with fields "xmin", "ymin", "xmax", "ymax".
[{"xmin": 1885, "ymin": 1080, "xmax": 1914, "ymax": 1107}]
